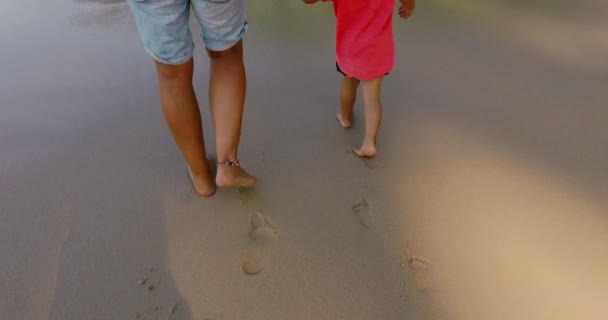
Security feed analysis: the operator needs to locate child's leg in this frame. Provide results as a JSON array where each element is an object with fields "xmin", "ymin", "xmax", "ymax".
[
  {"xmin": 337, "ymin": 76, "xmax": 360, "ymax": 128},
  {"xmin": 354, "ymin": 77, "xmax": 383, "ymax": 158}
]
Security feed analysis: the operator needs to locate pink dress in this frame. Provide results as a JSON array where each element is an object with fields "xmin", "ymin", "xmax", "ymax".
[{"xmin": 324, "ymin": 0, "xmax": 396, "ymax": 80}]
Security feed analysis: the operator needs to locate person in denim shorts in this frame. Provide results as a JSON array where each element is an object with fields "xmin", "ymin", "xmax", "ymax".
[{"xmin": 127, "ymin": 0, "xmax": 257, "ymax": 196}]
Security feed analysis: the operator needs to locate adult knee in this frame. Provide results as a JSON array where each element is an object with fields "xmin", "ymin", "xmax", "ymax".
[
  {"xmin": 207, "ymin": 41, "xmax": 243, "ymax": 60},
  {"xmin": 155, "ymin": 60, "xmax": 192, "ymax": 80}
]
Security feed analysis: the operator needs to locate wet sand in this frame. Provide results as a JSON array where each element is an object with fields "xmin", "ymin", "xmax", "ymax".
[{"xmin": 1, "ymin": 0, "xmax": 607, "ymax": 319}]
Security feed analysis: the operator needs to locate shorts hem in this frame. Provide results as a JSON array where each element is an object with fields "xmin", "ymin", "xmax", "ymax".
[
  {"xmin": 204, "ymin": 21, "xmax": 248, "ymax": 52},
  {"xmin": 205, "ymin": 40, "xmax": 241, "ymax": 52},
  {"xmin": 144, "ymin": 46, "xmax": 194, "ymax": 65}
]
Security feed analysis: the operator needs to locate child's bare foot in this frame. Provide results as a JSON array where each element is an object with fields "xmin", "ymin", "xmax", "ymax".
[
  {"xmin": 336, "ymin": 112, "xmax": 352, "ymax": 128},
  {"xmin": 188, "ymin": 166, "xmax": 216, "ymax": 197},
  {"xmin": 216, "ymin": 161, "xmax": 257, "ymax": 188},
  {"xmin": 353, "ymin": 144, "xmax": 377, "ymax": 158}
]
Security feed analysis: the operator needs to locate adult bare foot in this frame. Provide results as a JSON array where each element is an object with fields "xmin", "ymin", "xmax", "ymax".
[
  {"xmin": 353, "ymin": 144, "xmax": 377, "ymax": 158},
  {"xmin": 215, "ymin": 161, "xmax": 257, "ymax": 188},
  {"xmin": 188, "ymin": 166, "xmax": 216, "ymax": 197},
  {"xmin": 336, "ymin": 112, "xmax": 352, "ymax": 128}
]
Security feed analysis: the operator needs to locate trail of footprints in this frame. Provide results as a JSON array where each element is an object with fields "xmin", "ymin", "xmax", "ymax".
[
  {"xmin": 132, "ymin": 152, "xmax": 429, "ymax": 319},
  {"xmin": 350, "ymin": 185, "xmax": 432, "ymax": 298},
  {"xmin": 133, "ymin": 266, "xmax": 225, "ymax": 319},
  {"xmin": 134, "ymin": 267, "xmax": 181, "ymax": 320}
]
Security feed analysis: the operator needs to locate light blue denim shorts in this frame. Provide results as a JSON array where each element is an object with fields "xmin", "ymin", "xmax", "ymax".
[{"xmin": 127, "ymin": 0, "xmax": 248, "ymax": 65}]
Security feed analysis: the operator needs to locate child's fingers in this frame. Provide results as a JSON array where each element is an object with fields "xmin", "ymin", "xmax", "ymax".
[
  {"xmin": 399, "ymin": 9, "xmax": 413, "ymax": 18},
  {"xmin": 398, "ymin": 6, "xmax": 413, "ymax": 18}
]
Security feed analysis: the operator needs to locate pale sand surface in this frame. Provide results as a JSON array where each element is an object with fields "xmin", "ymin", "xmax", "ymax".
[{"xmin": 1, "ymin": 0, "xmax": 607, "ymax": 319}]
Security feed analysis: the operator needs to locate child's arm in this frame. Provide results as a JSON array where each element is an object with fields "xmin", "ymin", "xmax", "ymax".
[{"xmin": 398, "ymin": 0, "xmax": 415, "ymax": 19}]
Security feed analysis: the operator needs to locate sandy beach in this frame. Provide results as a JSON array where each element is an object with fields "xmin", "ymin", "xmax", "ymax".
[{"xmin": 1, "ymin": 0, "xmax": 608, "ymax": 319}]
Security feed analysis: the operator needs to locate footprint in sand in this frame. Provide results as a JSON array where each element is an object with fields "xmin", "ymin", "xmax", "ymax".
[
  {"xmin": 134, "ymin": 267, "xmax": 185, "ymax": 319},
  {"xmin": 242, "ymin": 211, "xmax": 279, "ymax": 275},
  {"xmin": 400, "ymin": 245, "xmax": 431, "ymax": 290},
  {"xmin": 408, "ymin": 255, "xmax": 431, "ymax": 269},
  {"xmin": 352, "ymin": 195, "xmax": 373, "ymax": 228},
  {"xmin": 241, "ymin": 247, "xmax": 266, "ymax": 275},
  {"xmin": 401, "ymin": 245, "xmax": 430, "ymax": 270},
  {"xmin": 137, "ymin": 266, "xmax": 161, "ymax": 294}
]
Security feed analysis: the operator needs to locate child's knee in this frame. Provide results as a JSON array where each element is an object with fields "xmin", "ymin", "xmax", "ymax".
[
  {"xmin": 343, "ymin": 76, "xmax": 361, "ymax": 88},
  {"xmin": 363, "ymin": 77, "xmax": 383, "ymax": 91},
  {"xmin": 361, "ymin": 78, "xmax": 383, "ymax": 102}
]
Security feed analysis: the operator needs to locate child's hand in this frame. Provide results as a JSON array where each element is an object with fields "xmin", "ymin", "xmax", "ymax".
[{"xmin": 398, "ymin": 0, "xmax": 415, "ymax": 19}]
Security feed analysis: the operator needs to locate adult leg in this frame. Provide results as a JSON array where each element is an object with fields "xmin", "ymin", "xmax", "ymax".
[
  {"xmin": 207, "ymin": 41, "xmax": 256, "ymax": 187},
  {"xmin": 156, "ymin": 59, "xmax": 215, "ymax": 196}
]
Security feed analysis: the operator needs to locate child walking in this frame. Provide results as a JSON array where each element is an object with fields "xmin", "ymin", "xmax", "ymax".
[{"xmin": 303, "ymin": 0, "xmax": 415, "ymax": 157}]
